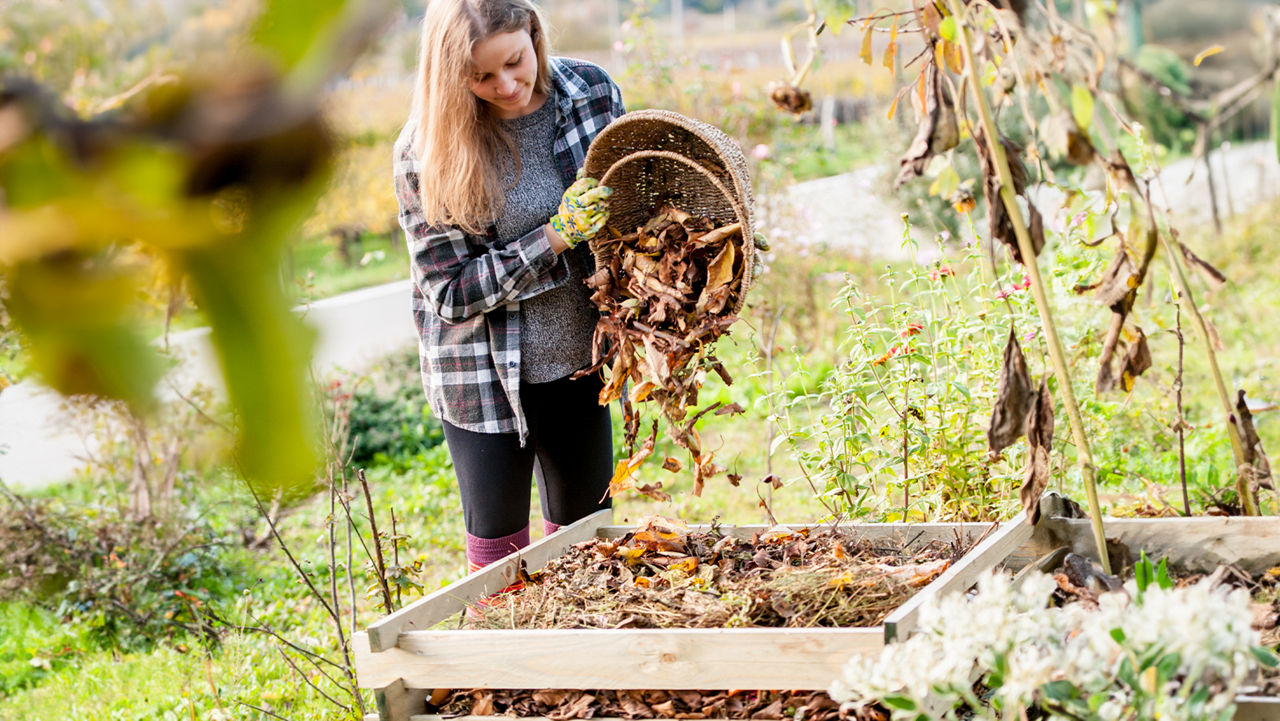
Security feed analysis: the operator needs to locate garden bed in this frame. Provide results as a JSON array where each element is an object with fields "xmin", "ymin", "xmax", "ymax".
[
  {"xmin": 353, "ymin": 509, "xmax": 1035, "ymax": 721},
  {"xmin": 1018, "ymin": 509, "xmax": 1280, "ymax": 720}
]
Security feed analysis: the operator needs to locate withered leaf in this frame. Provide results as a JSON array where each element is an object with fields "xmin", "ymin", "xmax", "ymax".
[
  {"xmin": 976, "ymin": 127, "xmax": 1044, "ymax": 264},
  {"xmin": 608, "ymin": 433, "xmax": 656, "ymax": 498},
  {"xmin": 1180, "ymin": 241, "xmax": 1228, "ymax": 288},
  {"xmin": 1098, "ymin": 324, "xmax": 1151, "ymax": 394},
  {"xmin": 661, "ymin": 456, "xmax": 683, "ymax": 473},
  {"xmin": 714, "ymin": 402, "xmax": 745, "ymax": 416},
  {"xmin": 988, "ymin": 327, "xmax": 1035, "ymax": 455},
  {"xmin": 727, "ymin": 472, "xmax": 742, "ymax": 486},
  {"xmin": 471, "ymin": 691, "xmax": 496, "ymax": 716},
  {"xmin": 762, "ymin": 473, "xmax": 783, "ymax": 490},
  {"xmin": 895, "ymin": 63, "xmax": 960, "ymax": 188},
  {"xmin": 1237, "ymin": 390, "xmax": 1274, "ymax": 491},
  {"xmin": 1084, "ymin": 249, "xmax": 1140, "ymax": 310},
  {"xmin": 1020, "ymin": 378, "xmax": 1054, "ymax": 525}
]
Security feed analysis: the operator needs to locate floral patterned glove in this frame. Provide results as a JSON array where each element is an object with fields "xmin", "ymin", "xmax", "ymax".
[{"xmin": 550, "ymin": 176, "xmax": 612, "ymax": 248}]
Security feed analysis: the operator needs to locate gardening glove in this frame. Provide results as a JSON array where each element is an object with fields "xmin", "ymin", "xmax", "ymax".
[{"xmin": 550, "ymin": 176, "xmax": 612, "ymax": 249}]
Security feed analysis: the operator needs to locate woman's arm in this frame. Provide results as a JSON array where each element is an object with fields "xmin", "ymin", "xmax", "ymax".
[{"xmin": 395, "ymin": 152, "xmax": 563, "ymax": 324}]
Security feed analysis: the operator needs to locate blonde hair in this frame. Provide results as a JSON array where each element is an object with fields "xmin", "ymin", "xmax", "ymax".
[{"xmin": 410, "ymin": 0, "xmax": 553, "ymax": 233}]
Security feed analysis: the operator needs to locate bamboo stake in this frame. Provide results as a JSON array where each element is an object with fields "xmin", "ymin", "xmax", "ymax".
[{"xmin": 945, "ymin": 0, "xmax": 1111, "ymax": 572}]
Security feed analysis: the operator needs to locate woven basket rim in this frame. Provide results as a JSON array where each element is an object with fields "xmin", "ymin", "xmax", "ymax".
[
  {"xmin": 583, "ymin": 109, "xmax": 753, "ymax": 213},
  {"xmin": 591, "ymin": 149, "xmax": 754, "ymax": 316}
]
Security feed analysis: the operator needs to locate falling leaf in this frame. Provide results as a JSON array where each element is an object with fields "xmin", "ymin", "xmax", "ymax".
[
  {"xmin": 608, "ymin": 434, "xmax": 655, "ymax": 497},
  {"xmin": 1193, "ymin": 45, "xmax": 1224, "ymax": 66},
  {"xmin": 988, "ymin": 327, "xmax": 1035, "ymax": 455},
  {"xmin": 1020, "ymin": 378, "xmax": 1054, "ymax": 525}
]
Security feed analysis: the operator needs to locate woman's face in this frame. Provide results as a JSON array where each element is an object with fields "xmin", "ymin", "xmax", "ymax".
[{"xmin": 469, "ymin": 29, "xmax": 539, "ymax": 119}]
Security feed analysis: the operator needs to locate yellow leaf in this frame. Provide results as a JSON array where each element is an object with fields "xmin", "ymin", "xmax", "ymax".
[
  {"xmin": 629, "ymin": 380, "xmax": 656, "ymax": 403},
  {"xmin": 886, "ymin": 93, "xmax": 901, "ymax": 120},
  {"xmin": 670, "ymin": 557, "xmax": 698, "ymax": 573},
  {"xmin": 859, "ymin": 23, "xmax": 874, "ymax": 65},
  {"xmin": 1193, "ymin": 45, "xmax": 1224, "ymax": 67},
  {"xmin": 882, "ymin": 18, "xmax": 899, "ymax": 70}
]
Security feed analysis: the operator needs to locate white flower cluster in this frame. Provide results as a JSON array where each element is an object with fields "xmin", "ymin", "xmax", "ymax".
[{"xmin": 830, "ymin": 569, "xmax": 1262, "ymax": 721}]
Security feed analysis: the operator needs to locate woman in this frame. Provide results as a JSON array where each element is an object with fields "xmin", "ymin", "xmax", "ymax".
[{"xmin": 393, "ymin": 0, "xmax": 624, "ymax": 575}]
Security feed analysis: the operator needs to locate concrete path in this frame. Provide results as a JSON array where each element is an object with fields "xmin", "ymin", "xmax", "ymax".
[{"xmin": 0, "ymin": 280, "xmax": 417, "ymax": 491}]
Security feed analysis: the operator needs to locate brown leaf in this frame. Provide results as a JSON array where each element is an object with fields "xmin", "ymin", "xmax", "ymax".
[
  {"xmin": 1098, "ymin": 324, "xmax": 1151, "ymax": 394},
  {"xmin": 988, "ymin": 327, "xmax": 1035, "ymax": 455},
  {"xmin": 1020, "ymin": 378, "xmax": 1054, "ymax": 525},
  {"xmin": 661, "ymin": 456, "xmax": 683, "ymax": 473},
  {"xmin": 608, "ymin": 434, "xmax": 656, "ymax": 497},
  {"xmin": 618, "ymin": 691, "xmax": 655, "ymax": 719},
  {"xmin": 545, "ymin": 692, "xmax": 595, "ymax": 720},
  {"xmin": 471, "ymin": 691, "xmax": 496, "ymax": 716},
  {"xmin": 895, "ymin": 63, "xmax": 959, "ymax": 188},
  {"xmin": 714, "ymin": 402, "xmax": 745, "ymax": 416},
  {"xmin": 762, "ymin": 473, "xmax": 783, "ymax": 490},
  {"xmin": 976, "ymin": 128, "xmax": 1044, "ymax": 264},
  {"xmin": 634, "ymin": 482, "xmax": 672, "ymax": 502},
  {"xmin": 1081, "ymin": 250, "xmax": 1140, "ymax": 309},
  {"xmin": 1237, "ymin": 390, "xmax": 1273, "ymax": 490},
  {"xmin": 1180, "ymin": 241, "xmax": 1228, "ymax": 288}
]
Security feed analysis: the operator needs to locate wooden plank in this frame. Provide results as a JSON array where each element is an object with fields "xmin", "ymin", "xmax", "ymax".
[
  {"xmin": 1233, "ymin": 696, "xmax": 1280, "ymax": 720},
  {"xmin": 882, "ymin": 513, "xmax": 1034, "ymax": 642},
  {"xmin": 375, "ymin": 679, "xmax": 429, "ymax": 721},
  {"xmin": 355, "ymin": 627, "xmax": 884, "ymax": 691},
  {"xmin": 1027, "ymin": 517, "xmax": 1280, "ymax": 574},
  {"xmin": 365, "ymin": 509, "xmax": 613, "ymax": 652}
]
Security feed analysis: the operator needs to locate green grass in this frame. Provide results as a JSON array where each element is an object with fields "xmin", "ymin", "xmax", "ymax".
[{"xmin": 285, "ymin": 232, "xmax": 407, "ymax": 302}]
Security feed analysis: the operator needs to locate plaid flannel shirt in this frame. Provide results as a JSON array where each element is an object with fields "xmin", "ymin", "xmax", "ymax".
[{"xmin": 394, "ymin": 57, "xmax": 625, "ymax": 441}]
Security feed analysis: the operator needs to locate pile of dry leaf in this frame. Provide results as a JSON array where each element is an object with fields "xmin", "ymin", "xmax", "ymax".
[
  {"xmin": 578, "ymin": 205, "xmax": 748, "ymax": 499},
  {"xmin": 472, "ymin": 517, "xmax": 973, "ymax": 630},
  {"xmin": 436, "ymin": 687, "xmax": 887, "ymax": 720}
]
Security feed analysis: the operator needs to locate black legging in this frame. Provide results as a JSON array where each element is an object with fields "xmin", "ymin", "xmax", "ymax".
[{"xmin": 442, "ymin": 372, "xmax": 613, "ymax": 539}]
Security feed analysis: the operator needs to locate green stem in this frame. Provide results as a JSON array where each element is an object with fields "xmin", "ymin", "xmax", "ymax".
[{"xmin": 946, "ymin": 0, "xmax": 1110, "ymax": 572}]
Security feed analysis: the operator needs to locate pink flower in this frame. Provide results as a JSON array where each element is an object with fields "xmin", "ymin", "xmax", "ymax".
[
  {"xmin": 929, "ymin": 265, "xmax": 955, "ymax": 281},
  {"xmin": 731, "ymin": 81, "xmax": 743, "ymax": 96},
  {"xmin": 899, "ymin": 322, "xmax": 924, "ymax": 338},
  {"xmin": 751, "ymin": 144, "xmax": 770, "ymax": 160}
]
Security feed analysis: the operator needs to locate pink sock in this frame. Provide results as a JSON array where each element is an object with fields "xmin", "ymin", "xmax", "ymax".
[
  {"xmin": 465, "ymin": 525, "xmax": 530, "ymax": 570},
  {"xmin": 543, "ymin": 520, "xmax": 562, "ymax": 537}
]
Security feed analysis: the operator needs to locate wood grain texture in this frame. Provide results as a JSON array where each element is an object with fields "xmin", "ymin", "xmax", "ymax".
[
  {"xmin": 882, "ymin": 513, "xmax": 1033, "ymax": 642},
  {"xmin": 1233, "ymin": 697, "xmax": 1280, "ymax": 720},
  {"xmin": 355, "ymin": 627, "xmax": 883, "ymax": 691},
  {"xmin": 365, "ymin": 509, "xmax": 613, "ymax": 652},
  {"xmin": 1025, "ymin": 516, "xmax": 1280, "ymax": 574}
]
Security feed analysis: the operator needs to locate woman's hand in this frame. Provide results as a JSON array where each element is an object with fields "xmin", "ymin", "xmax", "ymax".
[{"xmin": 549, "ymin": 176, "xmax": 611, "ymax": 249}]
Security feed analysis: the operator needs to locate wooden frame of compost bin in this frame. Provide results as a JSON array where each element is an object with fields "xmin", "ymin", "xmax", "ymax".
[
  {"xmin": 1020, "ymin": 512, "xmax": 1280, "ymax": 721},
  {"xmin": 353, "ymin": 508, "xmax": 1036, "ymax": 721}
]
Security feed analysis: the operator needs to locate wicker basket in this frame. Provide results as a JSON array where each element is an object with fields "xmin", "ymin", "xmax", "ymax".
[
  {"xmin": 593, "ymin": 149, "xmax": 753, "ymax": 316},
  {"xmin": 582, "ymin": 109, "xmax": 754, "ymax": 221}
]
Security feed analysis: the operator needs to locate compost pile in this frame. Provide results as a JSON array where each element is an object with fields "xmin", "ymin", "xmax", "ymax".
[
  {"xmin": 579, "ymin": 205, "xmax": 749, "ymax": 498},
  {"xmin": 436, "ymin": 687, "xmax": 885, "ymax": 721},
  {"xmin": 471, "ymin": 517, "xmax": 973, "ymax": 630}
]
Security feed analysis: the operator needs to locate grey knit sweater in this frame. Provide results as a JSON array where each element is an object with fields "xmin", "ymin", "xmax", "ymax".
[{"xmin": 496, "ymin": 92, "xmax": 598, "ymax": 383}]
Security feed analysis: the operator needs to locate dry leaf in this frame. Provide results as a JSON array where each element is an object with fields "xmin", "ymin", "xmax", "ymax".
[
  {"xmin": 1237, "ymin": 390, "xmax": 1273, "ymax": 491},
  {"xmin": 1020, "ymin": 378, "xmax": 1054, "ymax": 525},
  {"xmin": 988, "ymin": 327, "xmax": 1035, "ymax": 455},
  {"xmin": 895, "ymin": 63, "xmax": 959, "ymax": 188},
  {"xmin": 661, "ymin": 456, "xmax": 683, "ymax": 473}
]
